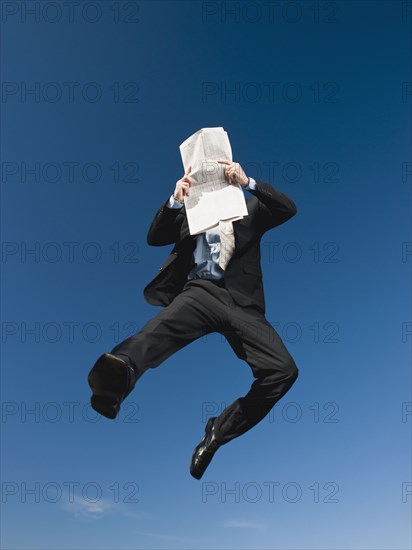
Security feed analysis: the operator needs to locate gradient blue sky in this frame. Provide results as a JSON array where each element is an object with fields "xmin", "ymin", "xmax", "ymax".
[{"xmin": 1, "ymin": 1, "xmax": 411, "ymax": 549}]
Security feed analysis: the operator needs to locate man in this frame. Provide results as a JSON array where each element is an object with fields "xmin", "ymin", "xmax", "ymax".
[{"xmin": 88, "ymin": 160, "xmax": 299, "ymax": 479}]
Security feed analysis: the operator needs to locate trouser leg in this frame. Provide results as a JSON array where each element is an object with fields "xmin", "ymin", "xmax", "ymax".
[
  {"xmin": 214, "ymin": 304, "xmax": 299, "ymax": 445},
  {"xmin": 109, "ymin": 282, "xmax": 220, "ymax": 377}
]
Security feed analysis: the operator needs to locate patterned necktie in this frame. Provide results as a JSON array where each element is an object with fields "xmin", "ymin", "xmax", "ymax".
[{"xmin": 218, "ymin": 220, "xmax": 235, "ymax": 271}]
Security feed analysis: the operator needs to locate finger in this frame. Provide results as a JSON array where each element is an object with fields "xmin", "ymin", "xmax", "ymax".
[
  {"xmin": 217, "ymin": 159, "xmax": 231, "ymax": 165},
  {"xmin": 185, "ymin": 165, "xmax": 192, "ymax": 175}
]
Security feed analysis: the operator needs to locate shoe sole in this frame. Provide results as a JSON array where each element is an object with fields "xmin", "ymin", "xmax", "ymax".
[
  {"xmin": 190, "ymin": 417, "xmax": 217, "ymax": 479},
  {"xmin": 88, "ymin": 353, "xmax": 131, "ymax": 419}
]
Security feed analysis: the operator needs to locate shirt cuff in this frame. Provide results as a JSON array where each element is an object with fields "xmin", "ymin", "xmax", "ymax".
[
  {"xmin": 167, "ymin": 194, "xmax": 184, "ymax": 209},
  {"xmin": 245, "ymin": 177, "xmax": 257, "ymax": 191}
]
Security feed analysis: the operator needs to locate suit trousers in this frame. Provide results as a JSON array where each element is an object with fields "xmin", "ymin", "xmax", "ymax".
[{"xmin": 110, "ymin": 277, "xmax": 299, "ymax": 446}]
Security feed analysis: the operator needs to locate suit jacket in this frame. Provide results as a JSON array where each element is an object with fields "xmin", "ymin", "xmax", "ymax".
[{"xmin": 143, "ymin": 179, "xmax": 297, "ymax": 314}]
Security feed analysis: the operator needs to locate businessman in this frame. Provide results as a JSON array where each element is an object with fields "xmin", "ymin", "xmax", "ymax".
[{"xmin": 88, "ymin": 160, "xmax": 299, "ymax": 479}]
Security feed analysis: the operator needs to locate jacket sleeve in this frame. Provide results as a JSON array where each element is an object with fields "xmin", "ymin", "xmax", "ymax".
[
  {"xmin": 147, "ymin": 198, "xmax": 185, "ymax": 246},
  {"xmin": 249, "ymin": 179, "xmax": 297, "ymax": 233}
]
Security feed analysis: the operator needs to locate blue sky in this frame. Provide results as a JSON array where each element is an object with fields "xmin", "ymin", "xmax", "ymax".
[{"xmin": 1, "ymin": 0, "xmax": 411, "ymax": 548}]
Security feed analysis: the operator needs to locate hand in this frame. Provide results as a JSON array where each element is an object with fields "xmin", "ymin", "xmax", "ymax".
[
  {"xmin": 217, "ymin": 160, "xmax": 249, "ymax": 186},
  {"xmin": 173, "ymin": 165, "xmax": 192, "ymax": 202}
]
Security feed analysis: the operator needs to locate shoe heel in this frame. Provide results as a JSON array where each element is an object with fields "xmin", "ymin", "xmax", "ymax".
[{"xmin": 91, "ymin": 394, "xmax": 121, "ymax": 419}]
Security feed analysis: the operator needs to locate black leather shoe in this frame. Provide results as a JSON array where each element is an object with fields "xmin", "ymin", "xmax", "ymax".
[
  {"xmin": 190, "ymin": 417, "xmax": 221, "ymax": 480},
  {"xmin": 88, "ymin": 353, "xmax": 140, "ymax": 419}
]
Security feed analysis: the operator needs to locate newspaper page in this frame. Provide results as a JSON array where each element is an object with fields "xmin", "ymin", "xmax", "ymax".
[{"xmin": 179, "ymin": 127, "xmax": 249, "ymax": 235}]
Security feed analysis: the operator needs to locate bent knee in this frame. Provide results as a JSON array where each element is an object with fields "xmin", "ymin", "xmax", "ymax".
[
  {"xmin": 285, "ymin": 357, "xmax": 299, "ymax": 383},
  {"xmin": 264, "ymin": 357, "xmax": 299, "ymax": 384}
]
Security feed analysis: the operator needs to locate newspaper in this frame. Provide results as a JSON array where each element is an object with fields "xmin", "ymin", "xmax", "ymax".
[{"xmin": 179, "ymin": 127, "xmax": 248, "ymax": 235}]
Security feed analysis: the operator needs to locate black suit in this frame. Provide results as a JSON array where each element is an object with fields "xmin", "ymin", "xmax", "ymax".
[
  {"xmin": 143, "ymin": 179, "xmax": 297, "ymax": 314},
  {"xmin": 111, "ymin": 180, "xmax": 299, "ymax": 446}
]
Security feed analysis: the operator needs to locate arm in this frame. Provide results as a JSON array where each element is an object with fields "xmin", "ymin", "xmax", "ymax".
[
  {"xmin": 147, "ymin": 167, "xmax": 190, "ymax": 246},
  {"xmin": 244, "ymin": 177, "xmax": 257, "ymax": 192},
  {"xmin": 146, "ymin": 197, "xmax": 184, "ymax": 246},
  {"xmin": 167, "ymin": 194, "xmax": 185, "ymax": 209},
  {"xmin": 247, "ymin": 178, "xmax": 297, "ymax": 233},
  {"xmin": 216, "ymin": 160, "xmax": 297, "ymax": 232}
]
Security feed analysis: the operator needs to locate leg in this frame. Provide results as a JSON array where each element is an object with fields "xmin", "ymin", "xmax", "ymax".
[
  {"xmin": 89, "ymin": 284, "xmax": 220, "ymax": 418},
  {"xmin": 214, "ymin": 304, "xmax": 299, "ymax": 445},
  {"xmin": 110, "ymin": 283, "xmax": 221, "ymax": 377}
]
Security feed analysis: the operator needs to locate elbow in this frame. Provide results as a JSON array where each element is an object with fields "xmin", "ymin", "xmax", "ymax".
[
  {"xmin": 282, "ymin": 202, "xmax": 297, "ymax": 225},
  {"xmin": 289, "ymin": 200, "xmax": 297, "ymax": 217},
  {"xmin": 147, "ymin": 238, "xmax": 162, "ymax": 247},
  {"xmin": 147, "ymin": 222, "xmax": 167, "ymax": 246},
  {"xmin": 147, "ymin": 232, "xmax": 175, "ymax": 247},
  {"xmin": 147, "ymin": 232, "xmax": 161, "ymax": 247}
]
